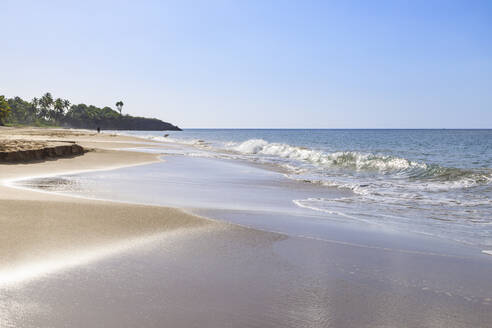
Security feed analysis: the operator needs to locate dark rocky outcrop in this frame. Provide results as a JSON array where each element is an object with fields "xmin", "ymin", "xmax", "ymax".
[{"xmin": 0, "ymin": 142, "xmax": 84, "ymax": 163}]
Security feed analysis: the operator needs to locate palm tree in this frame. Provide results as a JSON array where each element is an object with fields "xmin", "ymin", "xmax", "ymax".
[
  {"xmin": 115, "ymin": 101, "xmax": 124, "ymax": 115},
  {"xmin": 40, "ymin": 92, "xmax": 54, "ymax": 120},
  {"xmin": 63, "ymin": 99, "xmax": 71, "ymax": 111},
  {"xmin": 54, "ymin": 98, "xmax": 65, "ymax": 122},
  {"xmin": 30, "ymin": 97, "xmax": 40, "ymax": 120},
  {"xmin": 41, "ymin": 92, "xmax": 53, "ymax": 106}
]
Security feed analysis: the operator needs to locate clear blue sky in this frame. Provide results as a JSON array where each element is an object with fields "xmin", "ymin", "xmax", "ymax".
[{"xmin": 2, "ymin": 0, "xmax": 491, "ymax": 128}]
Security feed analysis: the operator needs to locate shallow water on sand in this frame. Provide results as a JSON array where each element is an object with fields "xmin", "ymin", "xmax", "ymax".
[
  {"xmin": 106, "ymin": 129, "xmax": 492, "ymax": 252},
  {"xmin": 16, "ymin": 154, "xmax": 490, "ymax": 258}
]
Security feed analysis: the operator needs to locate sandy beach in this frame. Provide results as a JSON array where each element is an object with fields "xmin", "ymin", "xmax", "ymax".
[
  {"xmin": 0, "ymin": 128, "xmax": 209, "ymax": 281},
  {"xmin": 3, "ymin": 0, "xmax": 491, "ymax": 325},
  {"xmin": 1, "ymin": 127, "xmax": 492, "ymax": 328}
]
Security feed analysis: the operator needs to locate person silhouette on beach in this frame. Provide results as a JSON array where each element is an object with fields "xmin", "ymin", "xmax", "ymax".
[{"xmin": 97, "ymin": 127, "xmax": 101, "ymax": 133}]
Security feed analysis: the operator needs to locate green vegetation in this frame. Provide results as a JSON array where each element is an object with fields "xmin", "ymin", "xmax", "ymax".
[
  {"xmin": 0, "ymin": 93, "xmax": 181, "ymax": 131},
  {"xmin": 0, "ymin": 96, "xmax": 11, "ymax": 125}
]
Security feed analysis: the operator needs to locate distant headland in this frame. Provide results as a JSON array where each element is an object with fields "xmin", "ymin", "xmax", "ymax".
[{"xmin": 0, "ymin": 93, "xmax": 181, "ymax": 131}]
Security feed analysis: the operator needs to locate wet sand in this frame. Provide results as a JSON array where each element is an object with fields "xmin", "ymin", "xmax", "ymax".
[
  {"xmin": 1, "ymin": 127, "xmax": 492, "ymax": 327},
  {"xmin": 3, "ymin": 214, "xmax": 492, "ymax": 328}
]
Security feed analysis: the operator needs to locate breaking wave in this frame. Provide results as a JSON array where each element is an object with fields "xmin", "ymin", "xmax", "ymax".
[
  {"xmin": 111, "ymin": 132, "xmax": 491, "ymax": 190},
  {"xmin": 229, "ymin": 139, "xmax": 492, "ymax": 186}
]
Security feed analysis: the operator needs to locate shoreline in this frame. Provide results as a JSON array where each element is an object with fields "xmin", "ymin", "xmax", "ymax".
[
  {"xmin": 2, "ymin": 127, "xmax": 492, "ymax": 327},
  {"xmin": 0, "ymin": 127, "xmax": 223, "ymax": 287},
  {"xmin": 3, "ymin": 128, "xmax": 490, "ymax": 262},
  {"xmin": 1, "ymin": 127, "xmax": 490, "ymax": 262}
]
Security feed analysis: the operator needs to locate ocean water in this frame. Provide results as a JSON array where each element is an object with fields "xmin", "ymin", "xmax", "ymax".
[
  {"xmin": 117, "ymin": 129, "xmax": 492, "ymax": 248},
  {"xmin": 18, "ymin": 129, "xmax": 492, "ymax": 252}
]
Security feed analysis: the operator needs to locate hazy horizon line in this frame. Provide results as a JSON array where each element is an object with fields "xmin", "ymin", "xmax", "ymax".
[{"xmin": 179, "ymin": 127, "xmax": 492, "ymax": 130}]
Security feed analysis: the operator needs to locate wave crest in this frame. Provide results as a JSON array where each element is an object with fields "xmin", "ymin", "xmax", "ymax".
[
  {"xmin": 230, "ymin": 139, "xmax": 491, "ymax": 185},
  {"xmin": 231, "ymin": 139, "xmax": 423, "ymax": 172}
]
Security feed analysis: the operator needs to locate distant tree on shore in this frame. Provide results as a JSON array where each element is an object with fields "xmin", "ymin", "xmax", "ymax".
[
  {"xmin": 54, "ymin": 98, "xmax": 65, "ymax": 122},
  {"xmin": 0, "ymin": 93, "xmax": 181, "ymax": 131},
  {"xmin": 0, "ymin": 95, "xmax": 11, "ymax": 125},
  {"xmin": 31, "ymin": 97, "xmax": 40, "ymax": 118},
  {"xmin": 115, "ymin": 101, "xmax": 124, "ymax": 115},
  {"xmin": 39, "ymin": 92, "xmax": 54, "ymax": 120},
  {"xmin": 63, "ymin": 99, "xmax": 71, "ymax": 111}
]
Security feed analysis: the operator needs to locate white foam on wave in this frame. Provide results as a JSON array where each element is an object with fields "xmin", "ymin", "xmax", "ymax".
[
  {"xmin": 230, "ymin": 139, "xmax": 427, "ymax": 172},
  {"xmin": 226, "ymin": 139, "xmax": 492, "ymax": 197}
]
